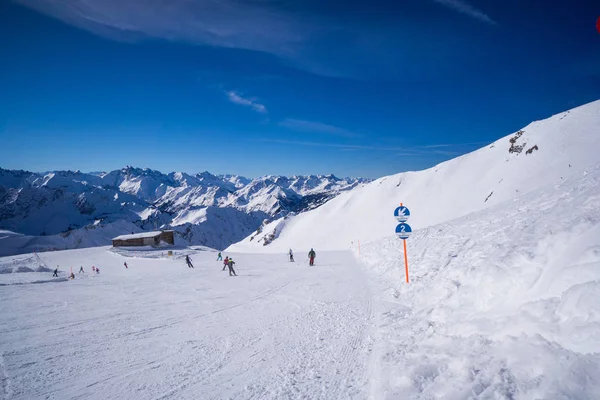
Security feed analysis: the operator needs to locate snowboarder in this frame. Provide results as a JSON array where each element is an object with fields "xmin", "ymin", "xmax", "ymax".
[
  {"xmin": 79, "ymin": 266, "xmax": 84, "ymax": 274},
  {"xmin": 289, "ymin": 249, "xmax": 294, "ymax": 262},
  {"xmin": 124, "ymin": 262, "xmax": 128, "ymax": 269},
  {"xmin": 52, "ymin": 267, "xmax": 59, "ymax": 277},
  {"xmin": 216, "ymin": 252, "xmax": 222, "ymax": 261},
  {"xmin": 185, "ymin": 255, "xmax": 194, "ymax": 268},
  {"xmin": 227, "ymin": 258, "xmax": 237, "ymax": 276},
  {"xmin": 308, "ymin": 248, "xmax": 316, "ymax": 266},
  {"xmin": 222, "ymin": 257, "xmax": 229, "ymax": 271},
  {"xmin": 69, "ymin": 272, "xmax": 75, "ymax": 280}
]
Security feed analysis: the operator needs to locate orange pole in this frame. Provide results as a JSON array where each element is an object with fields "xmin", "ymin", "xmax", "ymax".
[
  {"xmin": 403, "ymin": 239, "xmax": 409, "ymax": 283},
  {"xmin": 358, "ymin": 240, "xmax": 361, "ymax": 256}
]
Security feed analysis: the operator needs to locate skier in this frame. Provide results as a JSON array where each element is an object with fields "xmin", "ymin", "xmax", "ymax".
[
  {"xmin": 124, "ymin": 262, "xmax": 128, "ymax": 269},
  {"xmin": 96, "ymin": 267, "xmax": 100, "ymax": 274},
  {"xmin": 227, "ymin": 258, "xmax": 237, "ymax": 276},
  {"xmin": 52, "ymin": 267, "xmax": 59, "ymax": 277},
  {"xmin": 69, "ymin": 272, "xmax": 75, "ymax": 280},
  {"xmin": 308, "ymin": 248, "xmax": 316, "ymax": 266},
  {"xmin": 185, "ymin": 255, "xmax": 194, "ymax": 268},
  {"xmin": 216, "ymin": 252, "xmax": 223, "ymax": 261},
  {"xmin": 222, "ymin": 256, "xmax": 229, "ymax": 271},
  {"xmin": 79, "ymin": 266, "xmax": 84, "ymax": 274},
  {"xmin": 92, "ymin": 266, "xmax": 96, "ymax": 273},
  {"xmin": 289, "ymin": 249, "xmax": 294, "ymax": 262}
]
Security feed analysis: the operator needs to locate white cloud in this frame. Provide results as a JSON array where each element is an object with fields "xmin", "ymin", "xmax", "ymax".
[
  {"xmin": 433, "ymin": 0, "xmax": 497, "ymax": 25},
  {"xmin": 15, "ymin": 0, "xmax": 305, "ymax": 56},
  {"xmin": 226, "ymin": 91, "xmax": 267, "ymax": 113},
  {"xmin": 279, "ymin": 119, "xmax": 362, "ymax": 138}
]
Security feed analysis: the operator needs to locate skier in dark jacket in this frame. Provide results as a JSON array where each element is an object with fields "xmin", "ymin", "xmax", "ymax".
[
  {"xmin": 227, "ymin": 258, "xmax": 237, "ymax": 276},
  {"xmin": 124, "ymin": 262, "xmax": 128, "ymax": 269},
  {"xmin": 53, "ymin": 267, "xmax": 59, "ymax": 277},
  {"xmin": 79, "ymin": 266, "xmax": 84, "ymax": 274},
  {"xmin": 289, "ymin": 249, "xmax": 294, "ymax": 262},
  {"xmin": 222, "ymin": 257, "xmax": 229, "ymax": 271},
  {"xmin": 308, "ymin": 248, "xmax": 316, "ymax": 266},
  {"xmin": 185, "ymin": 255, "xmax": 194, "ymax": 268}
]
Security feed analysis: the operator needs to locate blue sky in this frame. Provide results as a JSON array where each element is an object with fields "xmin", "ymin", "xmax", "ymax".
[{"xmin": 0, "ymin": 0, "xmax": 598, "ymax": 178}]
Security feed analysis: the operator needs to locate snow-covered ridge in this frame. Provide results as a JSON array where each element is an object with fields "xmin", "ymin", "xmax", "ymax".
[{"xmin": 229, "ymin": 99, "xmax": 600, "ymax": 252}]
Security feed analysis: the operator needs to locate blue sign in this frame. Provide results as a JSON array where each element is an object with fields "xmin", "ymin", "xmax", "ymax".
[
  {"xmin": 395, "ymin": 223, "xmax": 412, "ymax": 239},
  {"xmin": 394, "ymin": 206, "xmax": 411, "ymax": 222}
]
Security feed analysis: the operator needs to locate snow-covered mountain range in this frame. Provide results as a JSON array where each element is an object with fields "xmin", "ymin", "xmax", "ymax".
[{"xmin": 0, "ymin": 168, "xmax": 365, "ymax": 255}]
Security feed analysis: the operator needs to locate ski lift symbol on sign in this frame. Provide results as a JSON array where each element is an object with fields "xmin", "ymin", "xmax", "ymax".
[
  {"xmin": 394, "ymin": 206, "xmax": 410, "ymax": 223},
  {"xmin": 395, "ymin": 223, "xmax": 412, "ymax": 240}
]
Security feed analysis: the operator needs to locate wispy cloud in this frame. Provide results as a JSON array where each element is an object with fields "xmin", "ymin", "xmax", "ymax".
[
  {"xmin": 279, "ymin": 119, "xmax": 362, "ymax": 138},
  {"xmin": 226, "ymin": 91, "xmax": 267, "ymax": 113},
  {"xmin": 432, "ymin": 0, "xmax": 497, "ymax": 25},
  {"xmin": 255, "ymin": 139, "xmax": 490, "ymax": 153},
  {"xmin": 15, "ymin": 0, "xmax": 305, "ymax": 56}
]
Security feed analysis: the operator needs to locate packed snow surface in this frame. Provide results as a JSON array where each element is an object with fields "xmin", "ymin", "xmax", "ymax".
[{"xmin": 0, "ymin": 248, "xmax": 374, "ymax": 399}]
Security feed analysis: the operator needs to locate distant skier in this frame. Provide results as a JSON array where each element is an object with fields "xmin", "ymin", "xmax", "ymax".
[
  {"xmin": 92, "ymin": 266, "xmax": 96, "ymax": 273},
  {"xmin": 96, "ymin": 267, "xmax": 100, "ymax": 274},
  {"xmin": 53, "ymin": 267, "xmax": 59, "ymax": 277},
  {"xmin": 185, "ymin": 255, "xmax": 194, "ymax": 268},
  {"xmin": 289, "ymin": 249, "xmax": 294, "ymax": 262},
  {"xmin": 79, "ymin": 266, "xmax": 84, "ymax": 274},
  {"xmin": 69, "ymin": 272, "xmax": 75, "ymax": 280},
  {"xmin": 222, "ymin": 257, "xmax": 229, "ymax": 271},
  {"xmin": 227, "ymin": 258, "xmax": 237, "ymax": 276},
  {"xmin": 216, "ymin": 252, "xmax": 222, "ymax": 261},
  {"xmin": 124, "ymin": 262, "xmax": 128, "ymax": 269},
  {"xmin": 308, "ymin": 248, "xmax": 316, "ymax": 266}
]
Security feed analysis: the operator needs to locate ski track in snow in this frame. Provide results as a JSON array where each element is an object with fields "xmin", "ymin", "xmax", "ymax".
[{"xmin": 0, "ymin": 249, "xmax": 374, "ymax": 400}]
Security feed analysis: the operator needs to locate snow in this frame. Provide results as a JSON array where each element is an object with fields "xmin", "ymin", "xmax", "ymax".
[
  {"xmin": 1, "ymin": 160, "xmax": 599, "ymax": 397},
  {"xmin": 1, "ymin": 167, "xmax": 362, "ymax": 256},
  {"xmin": 229, "ymin": 100, "xmax": 600, "ymax": 253},
  {"xmin": 170, "ymin": 208, "xmax": 208, "ymax": 226},
  {"xmin": 0, "ymin": 247, "xmax": 374, "ymax": 399},
  {"xmin": 357, "ymin": 164, "xmax": 600, "ymax": 398},
  {"xmin": 112, "ymin": 231, "xmax": 168, "ymax": 241}
]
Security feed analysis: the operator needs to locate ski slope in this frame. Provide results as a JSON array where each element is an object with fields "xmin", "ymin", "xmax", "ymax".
[
  {"xmin": 0, "ymin": 247, "xmax": 374, "ymax": 400},
  {"xmin": 229, "ymin": 100, "xmax": 600, "ymax": 253},
  {"xmin": 1, "ymin": 162, "xmax": 599, "ymax": 398}
]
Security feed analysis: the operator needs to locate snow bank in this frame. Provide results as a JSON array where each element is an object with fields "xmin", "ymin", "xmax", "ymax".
[
  {"xmin": 359, "ymin": 164, "xmax": 600, "ymax": 398},
  {"xmin": 229, "ymin": 100, "xmax": 600, "ymax": 253}
]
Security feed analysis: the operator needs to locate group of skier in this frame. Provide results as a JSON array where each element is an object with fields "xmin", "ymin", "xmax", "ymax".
[
  {"xmin": 53, "ymin": 248, "xmax": 317, "ymax": 280},
  {"xmin": 289, "ymin": 248, "xmax": 316, "ymax": 266},
  {"xmin": 53, "ymin": 265, "xmax": 101, "ymax": 279}
]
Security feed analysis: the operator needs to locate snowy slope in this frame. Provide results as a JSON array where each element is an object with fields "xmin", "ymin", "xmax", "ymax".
[
  {"xmin": 0, "ymin": 248, "xmax": 373, "ymax": 399},
  {"xmin": 359, "ymin": 163, "xmax": 600, "ymax": 398},
  {"xmin": 229, "ymin": 100, "xmax": 600, "ymax": 253}
]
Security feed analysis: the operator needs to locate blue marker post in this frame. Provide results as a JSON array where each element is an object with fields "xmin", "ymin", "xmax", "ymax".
[{"xmin": 394, "ymin": 203, "xmax": 412, "ymax": 283}]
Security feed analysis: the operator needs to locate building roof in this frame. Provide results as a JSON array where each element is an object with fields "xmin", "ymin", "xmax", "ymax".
[{"xmin": 112, "ymin": 231, "xmax": 169, "ymax": 241}]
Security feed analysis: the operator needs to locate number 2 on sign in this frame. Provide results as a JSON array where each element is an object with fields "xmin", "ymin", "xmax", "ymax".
[{"xmin": 399, "ymin": 225, "xmax": 406, "ymax": 232}]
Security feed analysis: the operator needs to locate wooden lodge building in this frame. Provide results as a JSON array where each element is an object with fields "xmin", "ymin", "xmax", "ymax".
[{"xmin": 112, "ymin": 230, "xmax": 175, "ymax": 247}]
